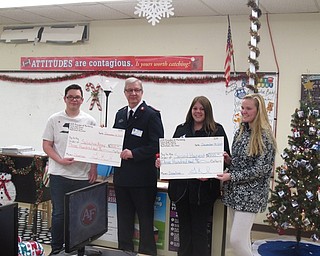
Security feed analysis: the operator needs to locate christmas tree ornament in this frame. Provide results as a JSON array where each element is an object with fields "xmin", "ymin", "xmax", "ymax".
[
  {"xmin": 271, "ymin": 211, "xmax": 278, "ymax": 219},
  {"xmin": 303, "ymin": 80, "xmax": 314, "ymax": 90},
  {"xmin": 306, "ymin": 163, "xmax": 313, "ymax": 172},
  {"xmin": 281, "ymin": 152, "xmax": 289, "ymax": 159},
  {"xmin": 277, "ymin": 228, "xmax": 285, "ymax": 235},
  {"xmin": 311, "ymin": 234, "xmax": 319, "ymax": 242},
  {"xmin": 293, "ymin": 160, "xmax": 300, "ymax": 168},
  {"xmin": 278, "ymin": 190, "xmax": 285, "ymax": 198},
  {"xmin": 312, "ymin": 208, "xmax": 319, "ymax": 215},
  {"xmin": 304, "ymin": 140, "xmax": 311, "ymax": 148},
  {"xmin": 278, "ymin": 205, "xmax": 287, "ymax": 213},
  {"xmin": 297, "ymin": 110, "xmax": 304, "ymax": 118},
  {"xmin": 311, "ymin": 143, "xmax": 319, "ymax": 151},
  {"xmin": 291, "ymin": 200, "xmax": 298, "ymax": 207},
  {"xmin": 309, "ymin": 126, "xmax": 316, "ymax": 135},
  {"xmin": 300, "ymin": 159, "xmax": 308, "ymax": 167},
  {"xmin": 279, "ymin": 165, "xmax": 288, "ymax": 174},
  {"xmin": 293, "ymin": 130, "xmax": 301, "ymax": 138},
  {"xmin": 288, "ymin": 178, "xmax": 297, "ymax": 187},
  {"xmin": 281, "ymin": 222, "xmax": 289, "ymax": 229},
  {"xmin": 306, "ymin": 191, "xmax": 314, "ymax": 201},
  {"xmin": 281, "ymin": 175, "xmax": 289, "ymax": 183},
  {"xmin": 303, "ymin": 218, "xmax": 311, "ymax": 226},
  {"xmin": 290, "ymin": 187, "xmax": 298, "ymax": 196},
  {"xmin": 312, "ymin": 109, "xmax": 319, "ymax": 117}
]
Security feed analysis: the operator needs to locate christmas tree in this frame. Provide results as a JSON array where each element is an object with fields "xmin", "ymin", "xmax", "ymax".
[{"xmin": 265, "ymin": 86, "xmax": 320, "ymax": 244}]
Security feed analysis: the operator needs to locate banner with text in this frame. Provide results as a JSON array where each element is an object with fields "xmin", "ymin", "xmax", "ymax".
[{"xmin": 20, "ymin": 56, "xmax": 203, "ymax": 71}]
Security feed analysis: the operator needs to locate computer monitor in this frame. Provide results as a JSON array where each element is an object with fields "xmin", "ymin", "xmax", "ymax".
[
  {"xmin": 64, "ymin": 182, "xmax": 108, "ymax": 254},
  {"xmin": 0, "ymin": 202, "xmax": 18, "ymax": 255}
]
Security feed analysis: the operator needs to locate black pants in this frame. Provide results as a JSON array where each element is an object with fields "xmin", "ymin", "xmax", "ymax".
[
  {"xmin": 114, "ymin": 185, "xmax": 157, "ymax": 255},
  {"xmin": 175, "ymin": 193, "xmax": 214, "ymax": 256}
]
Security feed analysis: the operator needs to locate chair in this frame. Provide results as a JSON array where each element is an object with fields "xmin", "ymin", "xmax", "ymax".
[{"xmin": 28, "ymin": 201, "xmax": 52, "ymax": 228}]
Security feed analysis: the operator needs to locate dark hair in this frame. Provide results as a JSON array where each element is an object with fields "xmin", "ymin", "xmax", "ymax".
[
  {"xmin": 185, "ymin": 96, "xmax": 217, "ymax": 135},
  {"xmin": 65, "ymin": 84, "xmax": 83, "ymax": 97}
]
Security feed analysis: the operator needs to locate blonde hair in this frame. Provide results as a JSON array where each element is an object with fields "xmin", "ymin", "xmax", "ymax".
[{"xmin": 237, "ymin": 93, "xmax": 277, "ymax": 156}]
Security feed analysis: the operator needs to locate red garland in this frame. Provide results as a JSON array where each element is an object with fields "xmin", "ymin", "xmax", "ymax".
[{"xmin": 0, "ymin": 71, "xmax": 248, "ymax": 85}]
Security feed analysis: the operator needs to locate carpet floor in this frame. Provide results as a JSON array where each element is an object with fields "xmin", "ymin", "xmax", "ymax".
[{"xmin": 18, "ymin": 207, "xmax": 51, "ymax": 244}]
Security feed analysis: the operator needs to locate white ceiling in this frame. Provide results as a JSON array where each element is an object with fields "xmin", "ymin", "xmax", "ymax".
[{"xmin": 0, "ymin": 0, "xmax": 319, "ymax": 26}]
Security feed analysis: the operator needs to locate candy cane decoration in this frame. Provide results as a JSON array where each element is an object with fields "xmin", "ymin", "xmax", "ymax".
[{"xmin": 85, "ymin": 82, "xmax": 102, "ymax": 111}]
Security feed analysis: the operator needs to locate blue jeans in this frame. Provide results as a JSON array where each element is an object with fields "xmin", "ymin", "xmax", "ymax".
[{"xmin": 49, "ymin": 175, "xmax": 90, "ymax": 251}]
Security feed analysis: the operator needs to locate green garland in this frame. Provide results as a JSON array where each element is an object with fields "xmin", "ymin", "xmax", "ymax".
[{"xmin": 0, "ymin": 155, "xmax": 46, "ymax": 204}]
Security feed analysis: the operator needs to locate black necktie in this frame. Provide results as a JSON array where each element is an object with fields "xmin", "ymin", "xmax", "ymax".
[{"xmin": 128, "ymin": 109, "xmax": 134, "ymax": 121}]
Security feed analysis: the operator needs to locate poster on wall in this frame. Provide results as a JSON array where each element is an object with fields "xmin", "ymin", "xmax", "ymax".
[
  {"xmin": 168, "ymin": 201, "xmax": 212, "ymax": 253},
  {"xmin": 98, "ymin": 187, "xmax": 167, "ymax": 250},
  {"xmin": 228, "ymin": 74, "xmax": 277, "ymax": 132}
]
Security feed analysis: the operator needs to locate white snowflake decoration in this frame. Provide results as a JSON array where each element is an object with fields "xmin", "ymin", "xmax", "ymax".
[{"xmin": 134, "ymin": 0, "xmax": 174, "ymax": 26}]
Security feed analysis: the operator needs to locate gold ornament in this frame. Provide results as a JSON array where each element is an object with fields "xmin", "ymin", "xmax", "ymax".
[{"xmin": 304, "ymin": 81, "xmax": 314, "ymax": 90}]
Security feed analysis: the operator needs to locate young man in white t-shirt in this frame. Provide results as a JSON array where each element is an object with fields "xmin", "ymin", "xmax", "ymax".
[{"xmin": 42, "ymin": 84, "xmax": 97, "ymax": 255}]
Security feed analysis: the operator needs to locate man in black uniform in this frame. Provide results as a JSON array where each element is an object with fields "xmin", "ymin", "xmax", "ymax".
[{"xmin": 113, "ymin": 77, "xmax": 164, "ymax": 256}]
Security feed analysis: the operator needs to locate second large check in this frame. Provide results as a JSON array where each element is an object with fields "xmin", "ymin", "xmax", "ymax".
[{"xmin": 159, "ymin": 137, "xmax": 224, "ymax": 179}]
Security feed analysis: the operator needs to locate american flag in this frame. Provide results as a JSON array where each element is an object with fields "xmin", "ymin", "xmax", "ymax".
[{"xmin": 224, "ymin": 20, "xmax": 234, "ymax": 87}]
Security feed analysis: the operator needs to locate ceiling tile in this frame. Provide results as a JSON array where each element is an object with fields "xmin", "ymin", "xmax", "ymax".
[{"xmin": 0, "ymin": 0, "xmax": 319, "ymax": 26}]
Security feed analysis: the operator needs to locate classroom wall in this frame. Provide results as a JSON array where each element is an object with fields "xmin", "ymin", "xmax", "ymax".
[{"xmin": 0, "ymin": 13, "xmax": 319, "ymax": 225}]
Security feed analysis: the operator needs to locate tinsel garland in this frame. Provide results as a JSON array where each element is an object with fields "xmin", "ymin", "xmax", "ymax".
[
  {"xmin": 0, "ymin": 71, "xmax": 248, "ymax": 85},
  {"xmin": 247, "ymin": 0, "xmax": 262, "ymax": 17},
  {"xmin": 247, "ymin": 0, "xmax": 262, "ymax": 92},
  {"xmin": 249, "ymin": 15, "xmax": 261, "ymax": 30},
  {"xmin": 0, "ymin": 155, "xmax": 46, "ymax": 204}
]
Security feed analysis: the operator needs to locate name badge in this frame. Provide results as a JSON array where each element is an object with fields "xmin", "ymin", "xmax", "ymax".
[{"xmin": 132, "ymin": 128, "xmax": 143, "ymax": 137}]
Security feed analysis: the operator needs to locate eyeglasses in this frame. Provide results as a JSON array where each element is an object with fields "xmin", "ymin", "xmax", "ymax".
[
  {"xmin": 124, "ymin": 88, "xmax": 143, "ymax": 94},
  {"xmin": 66, "ymin": 96, "xmax": 83, "ymax": 101}
]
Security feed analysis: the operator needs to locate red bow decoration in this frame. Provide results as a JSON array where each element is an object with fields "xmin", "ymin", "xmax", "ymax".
[
  {"xmin": 85, "ymin": 82, "xmax": 102, "ymax": 111},
  {"xmin": 0, "ymin": 179, "xmax": 12, "ymax": 201}
]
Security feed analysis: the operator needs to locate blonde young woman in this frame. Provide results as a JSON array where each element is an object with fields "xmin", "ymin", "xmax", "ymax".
[{"xmin": 217, "ymin": 93, "xmax": 277, "ymax": 256}]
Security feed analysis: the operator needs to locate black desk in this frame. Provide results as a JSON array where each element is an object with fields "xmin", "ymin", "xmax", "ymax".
[{"xmin": 0, "ymin": 154, "xmax": 50, "ymax": 240}]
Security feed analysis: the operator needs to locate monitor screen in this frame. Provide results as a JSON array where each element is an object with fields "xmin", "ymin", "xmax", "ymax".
[
  {"xmin": 0, "ymin": 203, "xmax": 18, "ymax": 255},
  {"xmin": 64, "ymin": 181, "xmax": 108, "ymax": 253}
]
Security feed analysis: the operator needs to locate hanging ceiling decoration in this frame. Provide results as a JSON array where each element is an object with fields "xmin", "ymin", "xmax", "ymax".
[
  {"xmin": 134, "ymin": 0, "xmax": 174, "ymax": 26},
  {"xmin": 247, "ymin": 0, "xmax": 261, "ymax": 92}
]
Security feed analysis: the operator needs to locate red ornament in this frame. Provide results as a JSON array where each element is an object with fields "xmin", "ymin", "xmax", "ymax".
[{"xmin": 277, "ymin": 228, "xmax": 285, "ymax": 235}]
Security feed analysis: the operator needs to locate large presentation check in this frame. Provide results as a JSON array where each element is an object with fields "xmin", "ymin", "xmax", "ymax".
[
  {"xmin": 65, "ymin": 123, "xmax": 124, "ymax": 166},
  {"xmin": 159, "ymin": 137, "xmax": 224, "ymax": 179}
]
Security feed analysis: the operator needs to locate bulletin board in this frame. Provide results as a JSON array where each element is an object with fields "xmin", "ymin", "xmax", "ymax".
[
  {"xmin": 0, "ymin": 72, "xmax": 278, "ymax": 151},
  {"xmin": 301, "ymin": 74, "xmax": 320, "ymax": 108}
]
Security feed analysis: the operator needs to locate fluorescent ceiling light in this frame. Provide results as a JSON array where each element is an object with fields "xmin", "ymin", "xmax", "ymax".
[{"xmin": 0, "ymin": 0, "xmax": 123, "ymax": 9}]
